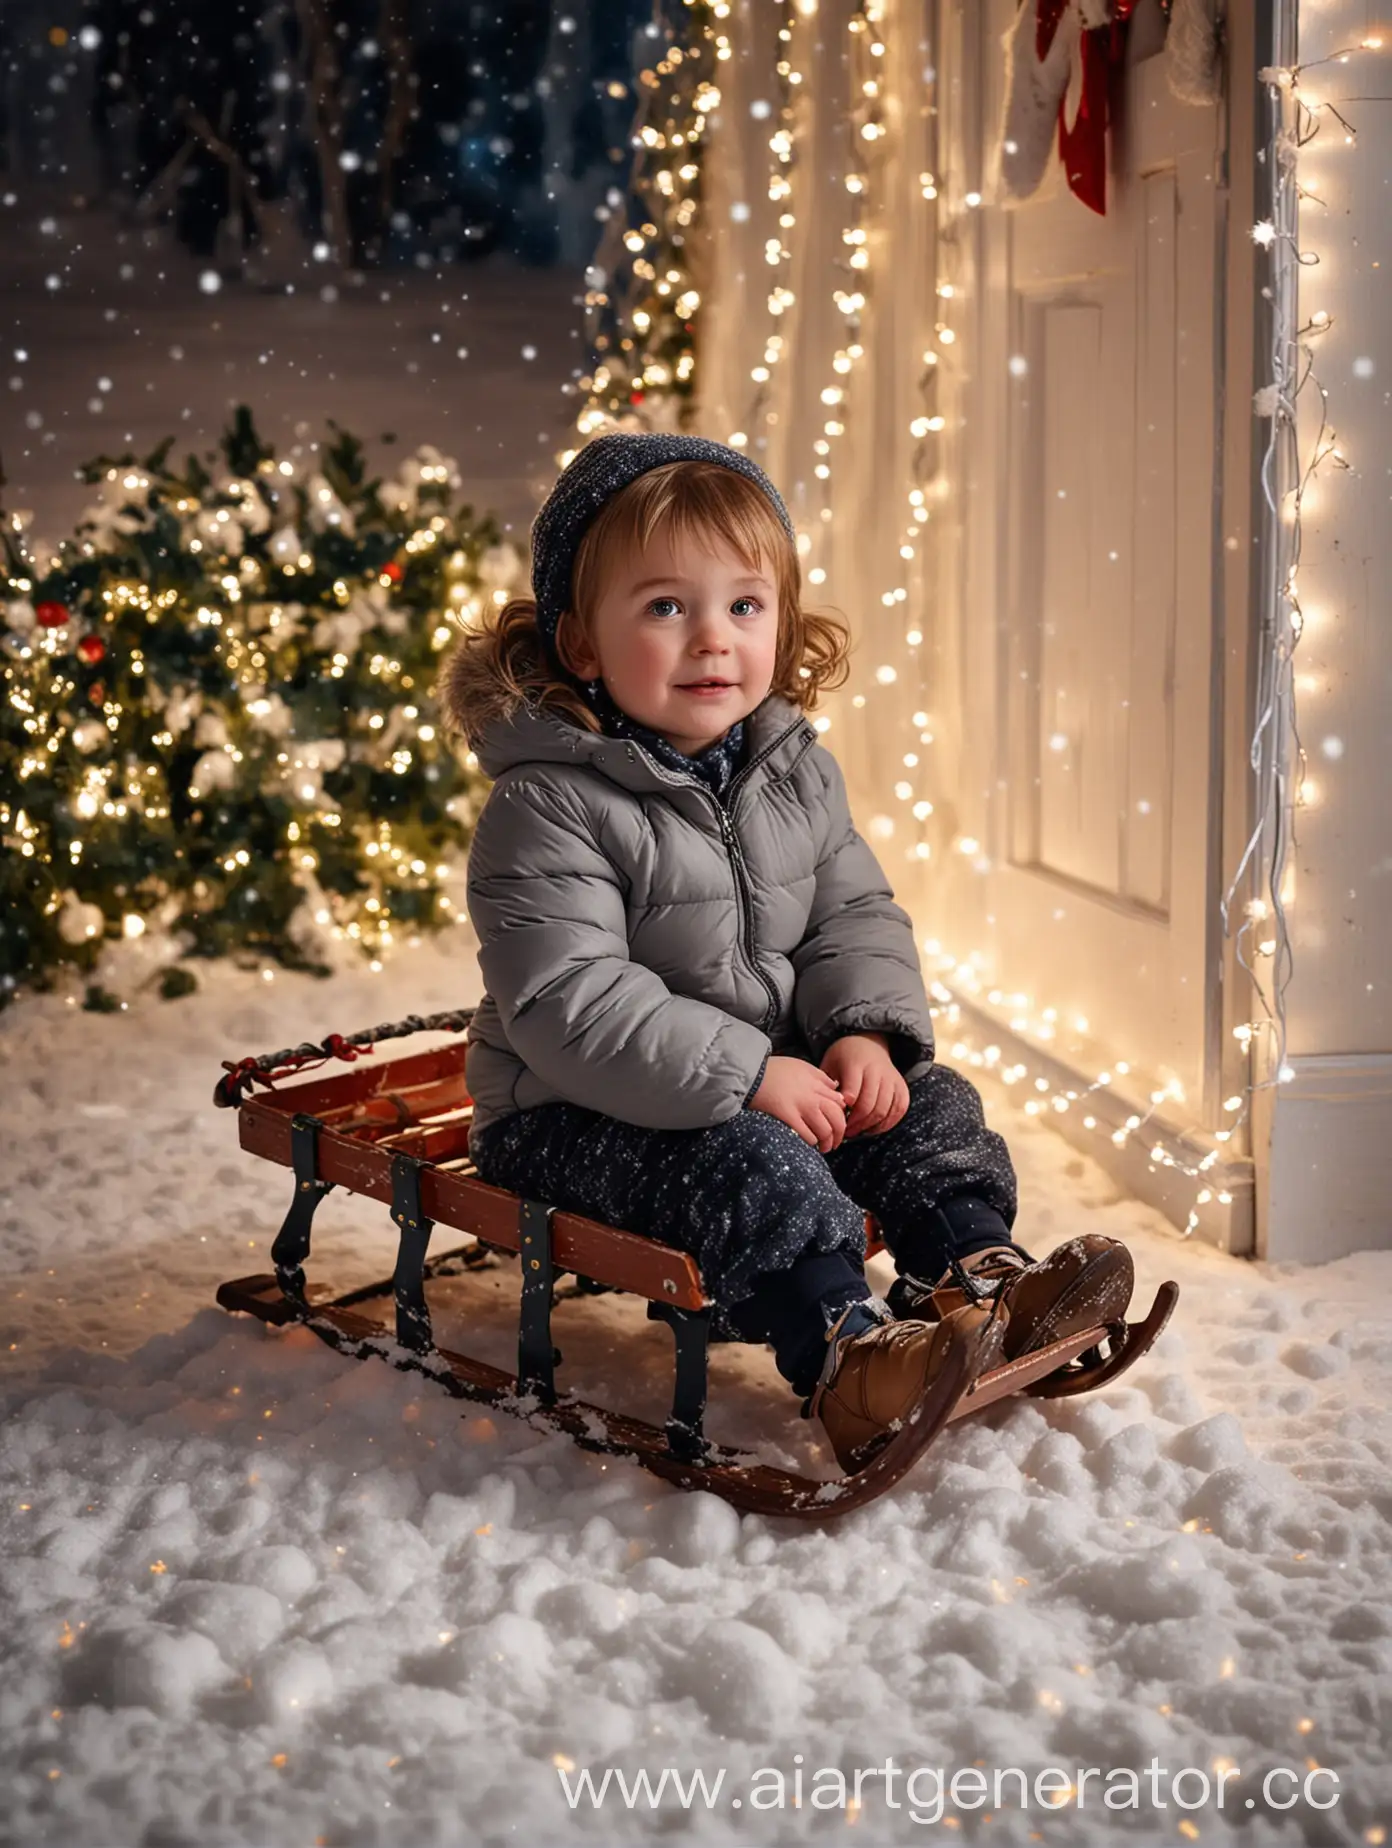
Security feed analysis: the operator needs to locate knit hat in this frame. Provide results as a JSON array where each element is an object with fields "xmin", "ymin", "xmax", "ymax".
[{"xmin": 528, "ymin": 432, "xmax": 797, "ymax": 703}]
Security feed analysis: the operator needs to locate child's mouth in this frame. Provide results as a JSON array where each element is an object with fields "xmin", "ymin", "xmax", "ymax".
[{"xmin": 677, "ymin": 681, "xmax": 735, "ymax": 693}]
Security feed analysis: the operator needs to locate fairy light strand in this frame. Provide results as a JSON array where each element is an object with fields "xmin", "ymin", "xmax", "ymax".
[
  {"xmin": 727, "ymin": 0, "xmax": 799, "ymax": 450},
  {"xmin": 571, "ymin": 1, "xmax": 721, "ymax": 440},
  {"xmin": 1224, "ymin": 40, "xmax": 1373, "ymax": 1102}
]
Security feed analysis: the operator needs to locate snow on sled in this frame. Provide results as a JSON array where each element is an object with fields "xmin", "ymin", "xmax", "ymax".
[{"xmin": 213, "ymin": 1010, "xmax": 1178, "ymax": 1521}]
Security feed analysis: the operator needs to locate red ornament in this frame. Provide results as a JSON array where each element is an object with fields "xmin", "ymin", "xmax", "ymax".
[
  {"xmin": 77, "ymin": 634, "xmax": 106, "ymax": 666},
  {"xmin": 36, "ymin": 600, "xmax": 70, "ymax": 628},
  {"xmin": 87, "ymin": 680, "xmax": 107, "ymax": 708},
  {"xmin": 382, "ymin": 561, "xmax": 403, "ymax": 584}
]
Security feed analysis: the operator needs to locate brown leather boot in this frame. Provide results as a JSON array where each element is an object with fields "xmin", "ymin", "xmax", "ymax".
[
  {"xmin": 808, "ymin": 1300, "xmax": 1004, "ymax": 1473},
  {"xmin": 888, "ymin": 1237, "xmax": 1135, "ymax": 1362}
]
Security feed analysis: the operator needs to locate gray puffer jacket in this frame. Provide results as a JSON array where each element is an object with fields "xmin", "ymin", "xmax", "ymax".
[{"xmin": 463, "ymin": 690, "xmax": 937, "ymax": 1140}]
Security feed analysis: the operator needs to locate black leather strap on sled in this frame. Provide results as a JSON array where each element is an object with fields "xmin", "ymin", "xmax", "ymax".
[
  {"xmin": 271, "ymin": 1113, "xmax": 336, "ymax": 1308},
  {"xmin": 517, "ymin": 1199, "xmax": 562, "ymax": 1404},
  {"xmin": 390, "ymin": 1150, "xmax": 435, "ymax": 1353},
  {"xmin": 648, "ymin": 1302, "xmax": 712, "ymax": 1464}
]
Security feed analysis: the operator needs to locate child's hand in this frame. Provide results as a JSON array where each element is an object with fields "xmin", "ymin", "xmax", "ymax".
[
  {"xmin": 820, "ymin": 1033, "xmax": 909, "ymax": 1138},
  {"xmin": 748, "ymin": 1056, "xmax": 848, "ymax": 1153}
]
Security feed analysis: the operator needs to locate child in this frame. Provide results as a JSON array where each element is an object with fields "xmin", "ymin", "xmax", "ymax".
[{"xmin": 440, "ymin": 432, "xmax": 1134, "ymax": 1473}]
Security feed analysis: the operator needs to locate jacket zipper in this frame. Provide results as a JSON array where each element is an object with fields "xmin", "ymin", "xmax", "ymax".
[
  {"xmin": 722, "ymin": 717, "xmax": 810, "ymax": 815},
  {"xmin": 704, "ymin": 720, "xmax": 808, "ymax": 1030},
  {"xmin": 718, "ymin": 723, "xmax": 817, "ymax": 1032},
  {"xmin": 711, "ymin": 797, "xmax": 781, "ymax": 1032},
  {"xmin": 617, "ymin": 717, "xmax": 811, "ymax": 1035}
]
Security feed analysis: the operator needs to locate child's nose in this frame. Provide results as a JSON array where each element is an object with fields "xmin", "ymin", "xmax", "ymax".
[{"xmin": 690, "ymin": 610, "xmax": 736, "ymax": 645}]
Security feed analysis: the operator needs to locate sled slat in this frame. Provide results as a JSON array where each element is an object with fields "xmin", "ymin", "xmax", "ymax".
[
  {"xmin": 240, "ymin": 1039, "xmax": 471, "ymax": 1122},
  {"xmin": 317, "ymin": 1075, "xmax": 473, "ymax": 1133},
  {"xmin": 239, "ymin": 1096, "xmax": 708, "ymax": 1309},
  {"xmin": 360, "ymin": 1120, "xmax": 474, "ymax": 1163}
]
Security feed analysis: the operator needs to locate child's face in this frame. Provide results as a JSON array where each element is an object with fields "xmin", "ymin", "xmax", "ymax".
[{"xmin": 568, "ymin": 530, "xmax": 780, "ymax": 757}]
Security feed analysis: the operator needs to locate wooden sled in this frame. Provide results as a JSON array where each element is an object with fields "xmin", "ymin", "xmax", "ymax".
[{"xmin": 213, "ymin": 1012, "xmax": 1179, "ymax": 1521}]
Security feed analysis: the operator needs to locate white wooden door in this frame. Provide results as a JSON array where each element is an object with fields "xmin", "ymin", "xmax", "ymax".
[{"xmin": 986, "ymin": 9, "xmax": 1223, "ymax": 1113}]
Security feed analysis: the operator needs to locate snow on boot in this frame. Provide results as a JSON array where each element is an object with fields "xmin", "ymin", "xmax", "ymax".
[
  {"xmin": 888, "ymin": 1237, "xmax": 1134, "ymax": 1363},
  {"xmin": 806, "ymin": 1299, "xmax": 1003, "ymax": 1474},
  {"xmin": 994, "ymin": 1235, "xmax": 1134, "ymax": 1359}
]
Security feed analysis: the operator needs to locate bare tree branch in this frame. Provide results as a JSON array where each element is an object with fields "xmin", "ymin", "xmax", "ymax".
[
  {"xmin": 294, "ymin": 0, "xmax": 351, "ymax": 266},
  {"xmin": 376, "ymin": 0, "xmax": 415, "ymax": 258}
]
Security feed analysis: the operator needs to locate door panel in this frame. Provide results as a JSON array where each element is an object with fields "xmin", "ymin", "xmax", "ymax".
[
  {"xmin": 985, "ymin": 22, "xmax": 1219, "ymax": 1108},
  {"xmin": 1036, "ymin": 295, "xmax": 1127, "ymax": 895},
  {"xmin": 1128, "ymin": 167, "xmax": 1179, "ymax": 913}
]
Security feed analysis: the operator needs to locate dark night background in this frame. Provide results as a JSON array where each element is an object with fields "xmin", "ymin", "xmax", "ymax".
[{"xmin": 1, "ymin": 0, "xmax": 653, "ymax": 269}]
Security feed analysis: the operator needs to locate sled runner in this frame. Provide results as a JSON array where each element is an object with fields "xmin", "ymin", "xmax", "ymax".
[{"xmin": 213, "ymin": 1010, "xmax": 1179, "ymax": 1521}]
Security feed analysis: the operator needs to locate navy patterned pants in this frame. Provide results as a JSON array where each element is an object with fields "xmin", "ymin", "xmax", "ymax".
[{"xmin": 468, "ymin": 1063, "xmax": 1022, "ymax": 1383}]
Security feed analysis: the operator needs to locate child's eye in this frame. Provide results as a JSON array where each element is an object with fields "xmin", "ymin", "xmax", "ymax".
[{"xmin": 644, "ymin": 597, "xmax": 764, "ymax": 617}]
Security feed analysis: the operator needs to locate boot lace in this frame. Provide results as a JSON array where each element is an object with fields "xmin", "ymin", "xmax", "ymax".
[{"xmin": 945, "ymin": 1253, "xmax": 1016, "ymax": 1341}]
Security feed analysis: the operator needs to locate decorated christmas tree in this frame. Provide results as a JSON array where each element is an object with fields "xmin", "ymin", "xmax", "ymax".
[{"xmin": 0, "ymin": 407, "xmax": 516, "ymax": 1011}]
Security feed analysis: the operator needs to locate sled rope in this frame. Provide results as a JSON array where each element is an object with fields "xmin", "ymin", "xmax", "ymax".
[{"xmin": 213, "ymin": 1006, "xmax": 477, "ymax": 1108}]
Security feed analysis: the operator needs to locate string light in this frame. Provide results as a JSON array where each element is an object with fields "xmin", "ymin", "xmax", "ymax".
[
  {"xmin": 1222, "ymin": 37, "xmax": 1370, "ymax": 1124},
  {"xmin": 736, "ymin": 0, "xmax": 939, "ymax": 795},
  {"xmin": 726, "ymin": 0, "xmax": 801, "ymax": 453},
  {"xmin": 568, "ymin": 6, "xmax": 723, "ymax": 442}
]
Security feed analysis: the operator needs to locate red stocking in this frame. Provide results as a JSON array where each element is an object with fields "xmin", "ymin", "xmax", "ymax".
[
  {"xmin": 1058, "ymin": 21, "xmax": 1113, "ymax": 214},
  {"xmin": 1062, "ymin": 2, "xmax": 1139, "ymax": 215}
]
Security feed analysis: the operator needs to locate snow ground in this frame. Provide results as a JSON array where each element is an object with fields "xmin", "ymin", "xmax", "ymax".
[{"xmin": 2, "ymin": 931, "xmax": 1389, "ymax": 1848}]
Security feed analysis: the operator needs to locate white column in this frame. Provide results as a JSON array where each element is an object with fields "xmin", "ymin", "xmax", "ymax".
[{"xmin": 1261, "ymin": 3, "xmax": 1392, "ymax": 1259}]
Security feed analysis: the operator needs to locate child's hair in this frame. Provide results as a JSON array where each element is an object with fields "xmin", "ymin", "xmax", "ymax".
[{"xmin": 438, "ymin": 458, "xmax": 852, "ymax": 748}]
